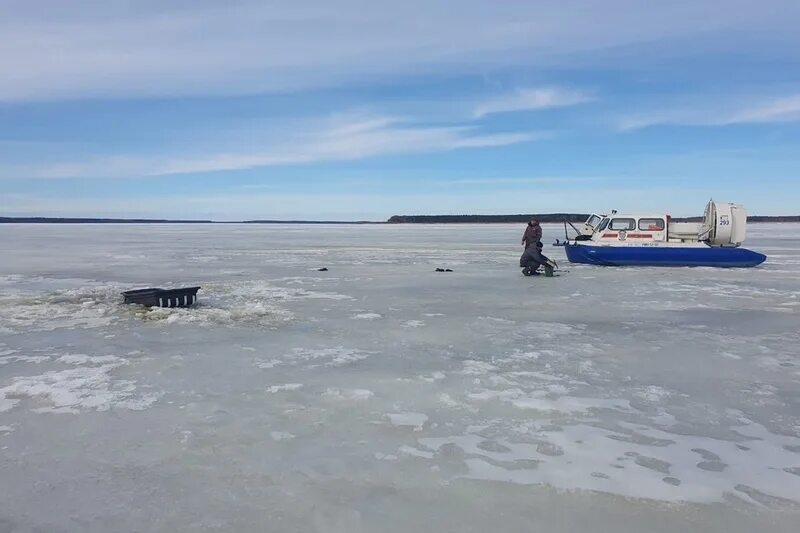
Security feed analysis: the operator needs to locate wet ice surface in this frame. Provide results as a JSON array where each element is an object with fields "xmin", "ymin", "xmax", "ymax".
[{"xmin": 1, "ymin": 223, "xmax": 799, "ymax": 532}]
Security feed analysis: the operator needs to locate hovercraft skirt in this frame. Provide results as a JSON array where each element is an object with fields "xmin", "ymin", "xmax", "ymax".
[{"xmin": 564, "ymin": 244, "xmax": 766, "ymax": 268}]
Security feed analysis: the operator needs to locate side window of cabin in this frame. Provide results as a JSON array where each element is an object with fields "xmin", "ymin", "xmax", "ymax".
[
  {"xmin": 596, "ymin": 218, "xmax": 610, "ymax": 231},
  {"xmin": 609, "ymin": 218, "xmax": 635, "ymax": 231},
  {"xmin": 638, "ymin": 218, "xmax": 665, "ymax": 231}
]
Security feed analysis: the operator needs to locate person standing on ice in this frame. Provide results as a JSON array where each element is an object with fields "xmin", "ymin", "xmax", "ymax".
[{"xmin": 521, "ymin": 219, "xmax": 542, "ymax": 249}]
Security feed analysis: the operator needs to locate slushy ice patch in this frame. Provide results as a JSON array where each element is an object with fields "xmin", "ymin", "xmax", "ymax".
[
  {"xmin": 0, "ymin": 279, "xmax": 355, "ymax": 331},
  {"xmin": 132, "ymin": 302, "xmax": 295, "ymax": 327},
  {"xmin": 131, "ymin": 280, "xmax": 352, "ymax": 327},
  {"xmin": 323, "ymin": 388, "xmax": 374, "ymax": 401},
  {"xmin": 381, "ymin": 343, "xmax": 800, "ymax": 507},
  {"xmin": 0, "ymin": 354, "xmax": 157, "ymax": 414},
  {"xmin": 413, "ymin": 420, "xmax": 800, "ymax": 507},
  {"xmin": 0, "ymin": 354, "xmax": 51, "ymax": 366},
  {"xmin": 0, "ymin": 286, "xmax": 120, "ymax": 333},
  {"xmin": 256, "ymin": 347, "xmax": 375, "ymax": 369}
]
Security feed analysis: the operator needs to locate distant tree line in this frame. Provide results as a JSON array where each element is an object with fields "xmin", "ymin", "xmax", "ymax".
[{"xmin": 387, "ymin": 214, "xmax": 592, "ymax": 224}]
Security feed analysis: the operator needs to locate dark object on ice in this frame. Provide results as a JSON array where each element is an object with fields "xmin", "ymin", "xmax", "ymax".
[
  {"xmin": 435, "ymin": 268, "xmax": 454, "ymax": 273},
  {"xmin": 122, "ymin": 287, "xmax": 200, "ymax": 308},
  {"xmin": 317, "ymin": 267, "xmax": 329, "ymax": 271}
]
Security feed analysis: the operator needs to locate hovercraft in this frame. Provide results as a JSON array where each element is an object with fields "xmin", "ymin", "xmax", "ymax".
[{"xmin": 558, "ymin": 201, "xmax": 766, "ymax": 268}]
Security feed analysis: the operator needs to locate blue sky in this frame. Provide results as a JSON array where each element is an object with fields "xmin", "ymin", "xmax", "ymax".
[{"xmin": 1, "ymin": 0, "xmax": 799, "ymax": 220}]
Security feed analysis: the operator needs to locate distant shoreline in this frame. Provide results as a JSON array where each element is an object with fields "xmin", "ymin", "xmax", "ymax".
[
  {"xmin": 2, "ymin": 214, "xmax": 799, "ymax": 224},
  {"xmin": 0, "ymin": 217, "xmax": 375, "ymax": 224}
]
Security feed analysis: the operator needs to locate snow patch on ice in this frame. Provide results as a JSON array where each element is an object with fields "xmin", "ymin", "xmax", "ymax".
[
  {"xmin": 0, "ymin": 355, "xmax": 50, "ymax": 366},
  {"xmin": 374, "ymin": 452, "xmax": 398, "ymax": 461},
  {"xmin": 352, "ymin": 313, "xmax": 382, "ymax": 320},
  {"xmin": 477, "ymin": 316, "xmax": 516, "ymax": 325},
  {"xmin": 255, "ymin": 359, "xmax": 282, "ymax": 369},
  {"xmin": 387, "ymin": 412, "xmax": 428, "ymax": 431},
  {"xmin": 270, "ymin": 431, "xmax": 295, "ymax": 441},
  {"xmin": 419, "ymin": 371, "xmax": 446, "ymax": 382},
  {"xmin": 0, "ymin": 358, "xmax": 157, "ymax": 414},
  {"xmin": 439, "ymin": 393, "xmax": 478, "ymax": 412},
  {"xmin": 461, "ymin": 360, "xmax": 497, "ymax": 376},
  {"xmin": 266, "ymin": 383, "xmax": 303, "ymax": 393},
  {"xmin": 57, "ymin": 354, "xmax": 123, "ymax": 366},
  {"xmin": 0, "ymin": 396, "xmax": 18, "ymax": 413},
  {"xmin": 518, "ymin": 322, "xmax": 584, "ymax": 339},
  {"xmin": 634, "ymin": 386, "xmax": 673, "ymax": 403},
  {"xmin": 284, "ymin": 347, "xmax": 375, "ymax": 368},
  {"xmin": 323, "ymin": 388, "xmax": 374, "ymax": 401},
  {"xmin": 399, "ymin": 445, "xmax": 435, "ymax": 458}
]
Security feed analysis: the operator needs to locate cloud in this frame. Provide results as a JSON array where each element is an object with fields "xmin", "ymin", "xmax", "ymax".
[
  {"xmin": 473, "ymin": 87, "xmax": 594, "ymax": 118},
  {"xmin": 442, "ymin": 176, "xmax": 605, "ymax": 186},
  {"xmin": 0, "ymin": 113, "xmax": 546, "ymax": 179},
  {"xmin": 1, "ymin": 1, "xmax": 798, "ymax": 102},
  {"xmin": 619, "ymin": 93, "xmax": 800, "ymax": 130},
  {"xmin": 727, "ymin": 94, "xmax": 800, "ymax": 124}
]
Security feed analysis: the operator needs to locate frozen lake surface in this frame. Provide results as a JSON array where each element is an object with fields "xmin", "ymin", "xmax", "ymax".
[{"xmin": 1, "ymin": 223, "xmax": 799, "ymax": 532}]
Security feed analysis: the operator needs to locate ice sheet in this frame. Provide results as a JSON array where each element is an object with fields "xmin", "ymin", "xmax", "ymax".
[{"xmin": 0, "ymin": 223, "xmax": 799, "ymax": 532}]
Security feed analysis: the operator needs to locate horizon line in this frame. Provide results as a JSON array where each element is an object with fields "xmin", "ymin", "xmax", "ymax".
[{"xmin": 3, "ymin": 214, "xmax": 800, "ymax": 225}]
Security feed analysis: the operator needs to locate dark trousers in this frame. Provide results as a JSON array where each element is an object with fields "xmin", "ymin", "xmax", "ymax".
[{"xmin": 520, "ymin": 244, "xmax": 549, "ymax": 269}]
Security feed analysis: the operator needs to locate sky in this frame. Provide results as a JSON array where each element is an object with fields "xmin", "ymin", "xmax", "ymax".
[{"xmin": 1, "ymin": 0, "xmax": 800, "ymax": 220}]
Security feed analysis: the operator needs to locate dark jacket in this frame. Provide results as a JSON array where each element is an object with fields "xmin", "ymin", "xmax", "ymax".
[
  {"xmin": 520, "ymin": 244, "xmax": 551, "ymax": 268},
  {"xmin": 522, "ymin": 224, "xmax": 542, "ymax": 248}
]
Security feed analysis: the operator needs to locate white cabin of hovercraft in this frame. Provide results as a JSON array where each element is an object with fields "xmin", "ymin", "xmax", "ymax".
[{"xmin": 577, "ymin": 201, "xmax": 749, "ymax": 247}]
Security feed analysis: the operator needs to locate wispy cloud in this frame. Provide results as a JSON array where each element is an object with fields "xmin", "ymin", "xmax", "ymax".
[
  {"xmin": 473, "ymin": 87, "xmax": 594, "ymax": 118},
  {"xmin": 2, "ymin": 1, "xmax": 798, "ymax": 102},
  {"xmin": 444, "ymin": 176, "xmax": 605, "ymax": 186},
  {"xmin": 727, "ymin": 94, "xmax": 800, "ymax": 124},
  {"xmin": 0, "ymin": 113, "xmax": 546, "ymax": 179},
  {"xmin": 619, "ymin": 93, "xmax": 800, "ymax": 130}
]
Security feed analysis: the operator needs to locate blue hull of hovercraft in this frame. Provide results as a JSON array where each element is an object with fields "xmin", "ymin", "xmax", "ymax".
[{"xmin": 564, "ymin": 243, "xmax": 766, "ymax": 268}]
